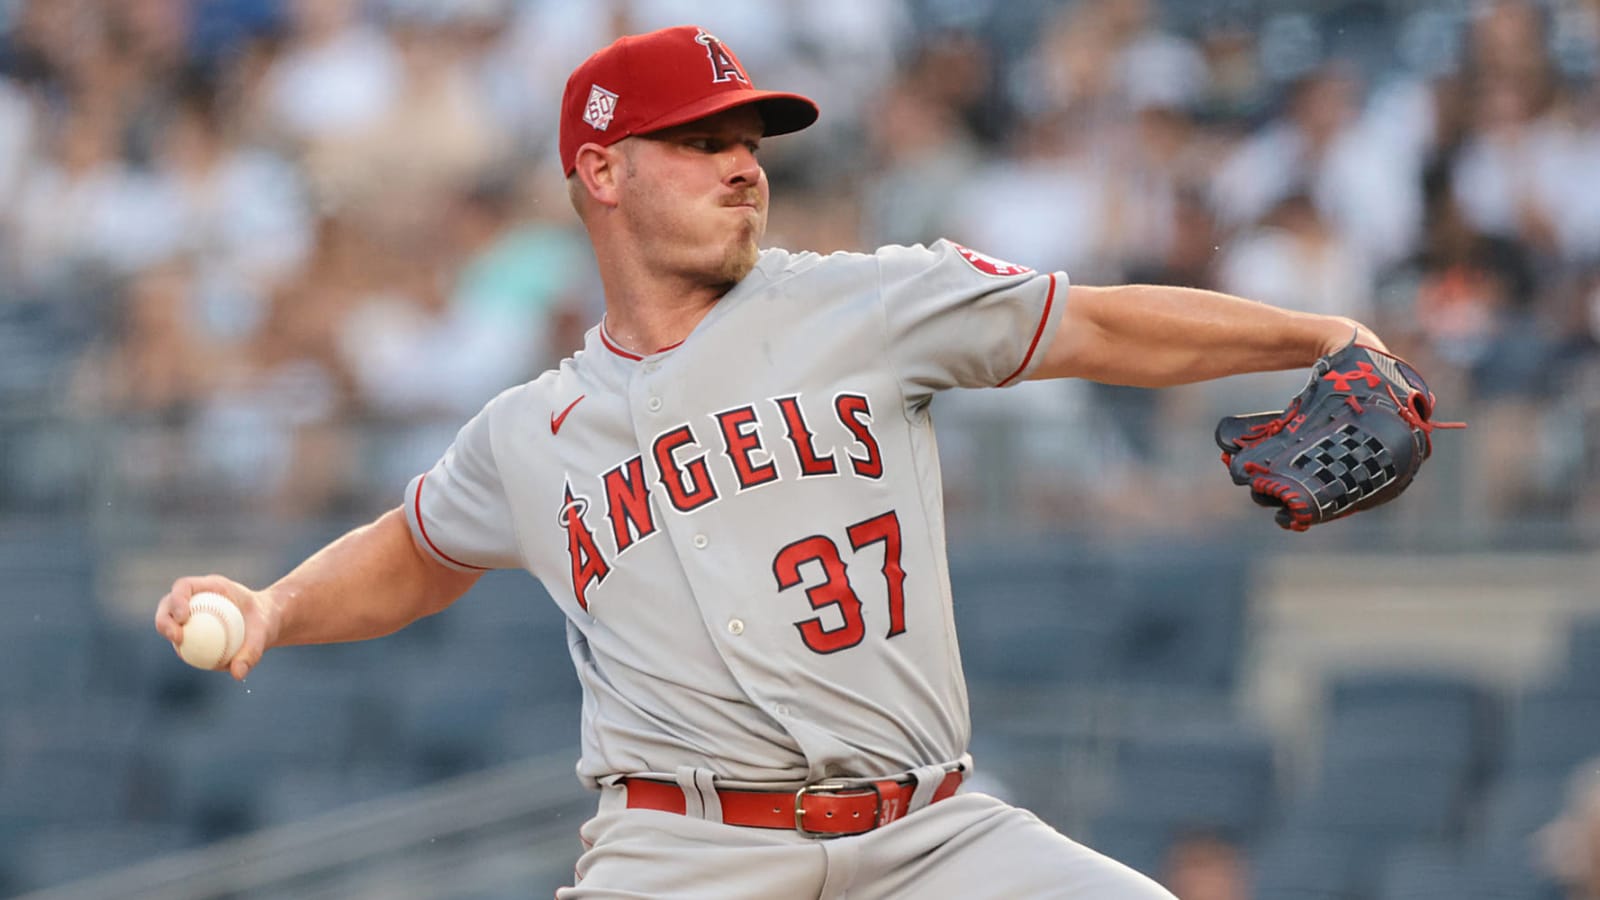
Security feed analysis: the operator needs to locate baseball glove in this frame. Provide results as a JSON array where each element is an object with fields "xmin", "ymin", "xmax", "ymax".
[{"xmin": 1215, "ymin": 339, "xmax": 1463, "ymax": 531}]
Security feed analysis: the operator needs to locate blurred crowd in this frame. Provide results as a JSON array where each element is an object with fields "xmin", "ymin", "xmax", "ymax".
[{"xmin": 0, "ymin": 0, "xmax": 1598, "ymax": 528}]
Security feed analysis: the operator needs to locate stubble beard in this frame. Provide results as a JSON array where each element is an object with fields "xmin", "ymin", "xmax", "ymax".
[
  {"xmin": 716, "ymin": 224, "xmax": 761, "ymax": 285},
  {"xmin": 698, "ymin": 194, "xmax": 764, "ymax": 287}
]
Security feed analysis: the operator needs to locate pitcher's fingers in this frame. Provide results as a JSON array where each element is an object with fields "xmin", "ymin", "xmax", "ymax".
[
  {"xmin": 229, "ymin": 625, "xmax": 267, "ymax": 681},
  {"xmin": 165, "ymin": 576, "xmax": 209, "ymax": 624},
  {"xmin": 154, "ymin": 592, "xmax": 186, "ymax": 644}
]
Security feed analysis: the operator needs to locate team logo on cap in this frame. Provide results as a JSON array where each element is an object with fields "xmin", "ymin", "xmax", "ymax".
[
  {"xmin": 695, "ymin": 29, "xmax": 748, "ymax": 83},
  {"xmin": 583, "ymin": 84, "xmax": 619, "ymax": 131}
]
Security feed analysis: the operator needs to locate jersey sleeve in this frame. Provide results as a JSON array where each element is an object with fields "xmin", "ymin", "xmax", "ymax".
[
  {"xmin": 876, "ymin": 240, "xmax": 1064, "ymax": 400},
  {"xmin": 403, "ymin": 395, "xmax": 522, "ymax": 572}
]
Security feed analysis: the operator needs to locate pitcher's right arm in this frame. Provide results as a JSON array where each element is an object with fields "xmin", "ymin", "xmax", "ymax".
[{"xmin": 154, "ymin": 507, "xmax": 482, "ymax": 680}]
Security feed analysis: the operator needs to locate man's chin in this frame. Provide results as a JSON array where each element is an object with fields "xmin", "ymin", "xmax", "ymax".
[{"xmin": 716, "ymin": 242, "xmax": 760, "ymax": 285}]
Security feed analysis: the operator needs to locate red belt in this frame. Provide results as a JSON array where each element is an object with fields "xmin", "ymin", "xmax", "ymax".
[{"xmin": 622, "ymin": 770, "xmax": 964, "ymax": 837}]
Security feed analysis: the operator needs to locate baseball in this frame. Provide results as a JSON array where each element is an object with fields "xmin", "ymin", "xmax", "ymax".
[{"xmin": 179, "ymin": 592, "xmax": 246, "ymax": 670}]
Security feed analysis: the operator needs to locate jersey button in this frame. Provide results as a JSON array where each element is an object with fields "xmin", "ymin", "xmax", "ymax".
[
  {"xmin": 775, "ymin": 704, "xmax": 791, "ymax": 717},
  {"xmin": 647, "ymin": 397, "xmax": 662, "ymax": 412},
  {"xmin": 727, "ymin": 618, "xmax": 745, "ymax": 636},
  {"xmin": 692, "ymin": 534, "xmax": 708, "ymax": 549}
]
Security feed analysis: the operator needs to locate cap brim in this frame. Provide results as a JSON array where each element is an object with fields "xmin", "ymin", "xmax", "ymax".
[{"xmin": 635, "ymin": 90, "xmax": 819, "ymax": 139}]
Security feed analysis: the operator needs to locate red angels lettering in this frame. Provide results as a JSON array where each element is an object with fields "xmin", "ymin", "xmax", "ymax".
[
  {"xmin": 773, "ymin": 395, "xmax": 838, "ymax": 477},
  {"xmin": 602, "ymin": 455, "xmax": 657, "ymax": 554},
  {"xmin": 715, "ymin": 405, "xmax": 779, "ymax": 491},
  {"xmin": 950, "ymin": 242, "xmax": 1034, "ymax": 277},
  {"xmin": 695, "ymin": 29, "xmax": 748, "ymax": 83},
  {"xmin": 834, "ymin": 393, "xmax": 883, "ymax": 480},
  {"xmin": 559, "ymin": 483, "xmax": 609, "ymax": 611},
  {"xmin": 652, "ymin": 425, "xmax": 720, "ymax": 513}
]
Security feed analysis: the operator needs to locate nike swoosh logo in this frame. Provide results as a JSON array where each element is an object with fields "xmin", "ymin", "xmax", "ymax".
[{"xmin": 551, "ymin": 395, "xmax": 585, "ymax": 435}]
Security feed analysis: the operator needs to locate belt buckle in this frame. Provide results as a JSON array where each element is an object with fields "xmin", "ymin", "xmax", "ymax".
[{"xmin": 794, "ymin": 780, "xmax": 882, "ymax": 838}]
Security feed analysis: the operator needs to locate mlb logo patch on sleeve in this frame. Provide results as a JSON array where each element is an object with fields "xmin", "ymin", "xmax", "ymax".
[{"xmin": 950, "ymin": 243, "xmax": 1034, "ymax": 277}]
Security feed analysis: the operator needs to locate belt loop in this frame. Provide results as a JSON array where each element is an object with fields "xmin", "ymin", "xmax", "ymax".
[
  {"xmin": 905, "ymin": 763, "xmax": 948, "ymax": 814},
  {"xmin": 693, "ymin": 768, "xmax": 722, "ymax": 823},
  {"xmin": 597, "ymin": 776, "xmax": 628, "ymax": 815},
  {"xmin": 674, "ymin": 766, "xmax": 722, "ymax": 821}
]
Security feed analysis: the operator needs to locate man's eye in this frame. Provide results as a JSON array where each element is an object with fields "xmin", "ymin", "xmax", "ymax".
[{"xmin": 687, "ymin": 138, "xmax": 719, "ymax": 152}]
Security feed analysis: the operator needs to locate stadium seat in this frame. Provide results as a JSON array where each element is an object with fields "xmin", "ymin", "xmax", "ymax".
[
  {"xmin": 1082, "ymin": 815, "xmax": 1173, "ymax": 884},
  {"xmin": 1297, "ymin": 758, "xmax": 1466, "ymax": 845},
  {"xmin": 1503, "ymin": 682, "xmax": 1600, "ymax": 777},
  {"xmin": 1561, "ymin": 613, "xmax": 1600, "ymax": 682},
  {"xmin": 951, "ymin": 562, "xmax": 1124, "ymax": 685},
  {"xmin": 446, "ymin": 569, "xmax": 556, "ymax": 631},
  {"xmin": 0, "ymin": 751, "xmax": 137, "ymax": 834},
  {"xmin": 388, "ymin": 655, "xmax": 527, "ymax": 778},
  {"xmin": 1375, "ymin": 844, "xmax": 1473, "ymax": 900},
  {"xmin": 149, "ymin": 662, "xmax": 376, "ymax": 835},
  {"xmin": 1104, "ymin": 546, "xmax": 1249, "ymax": 692},
  {"xmin": 1098, "ymin": 724, "xmax": 1277, "ymax": 838},
  {"xmin": 0, "ymin": 625, "xmax": 96, "ymax": 706},
  {"xmin": 1378, "ymin": 842, "xmax": 1557, "ymax": 900},
  {"xmin": 1319, "ymin": 671, "xmax": 1487, "ymax": 769},
  {"xmin": 485, "ymin": 698, "xmax": 583, "ymax": 765},
  {"xmin": 1250, "ymin": 828, "xmax": 1365, "ymax": 900}
]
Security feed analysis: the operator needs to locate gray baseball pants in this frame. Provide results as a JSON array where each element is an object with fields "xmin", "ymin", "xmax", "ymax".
[{"xmin": 558, "ymin": 782, "xmax": 1176, "ymax": 899}]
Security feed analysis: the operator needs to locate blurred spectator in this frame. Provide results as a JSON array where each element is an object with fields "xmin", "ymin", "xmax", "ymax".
[
  {"xmin": 260, "ymin": 0, "xmax": 400, "ymax": 146},
  {"xmin": 1211, "ymin": 64, "xmax": 1422, "ymax": 271},
  {"xmin": 68, "ymin": 261, "xmax": 213, "ymax": 507},
  {"xmin": 1388, "ymin": 163, "xmax": 1539, "ymax": 379},
  {"xmin": 471, "ymin": 0, "xmax": 619, "ymax": 161},
  {"xmin": 337, "ymin": 175, "xmax": 588, "ymax": 422},
  {"xmin": 947, "ymin": 113, "xmax": 1109, "ymax": 279},
  {"xmin": 1452, "ymin": 0, "xmax": 1600, "ymax": 264},
  {"xmin": 0, "ymin": 0, "xmax": 1591, "ymax": 532},
  {"xmin": 860, "ymin": 74, "xmax": 981, "ymax": 246},
  {"xmin": 1215, "ymin": 192, "xmax": 1374, "ymax": 323},
  {"xmin": 1541, "ymin": 757, "xmax": 1600, "ymax": 900},
  {"xmin": 1014, "ymin": 0, "xmax": 1207, "ymax": 123},
  {"xmin": 1192, "ymin": 16, "xmax": 1269, "ymax": 121},
  {"xmin": 149, "ymin": 72, "xmax": 312, "ymax": 340},
  {"xmin": 0, "ymin": 76, "xmax": 38, "ymax": 212},
  {"xmin": 1097, "ymin": 101, "xmax": 1214, "ymax": 282},
  {"xmin": 1160, "ymin": 830, "xmax": 1251, "ymax": 900},
  {"xmin": 72, "ymin": 260, "xmax": 210, "ymax": 419},
  {"xmin": 6, "ymin": 105, "xmax": 179, "ymax": 291},
  {"xmin": 186, "ymin": 216, "xmax": 361, "ymax": 518},
  {"xmin": 304, "ymin": 7, "xmax": 509, "ymax": 238}
]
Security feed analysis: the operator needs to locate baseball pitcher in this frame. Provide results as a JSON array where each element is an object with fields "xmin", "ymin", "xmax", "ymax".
[{"xmin": 155, "ymin": 25, "xmax": 1456, "ymax": 899}]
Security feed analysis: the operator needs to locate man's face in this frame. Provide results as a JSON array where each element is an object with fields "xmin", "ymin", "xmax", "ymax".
[{"xmin": 615, "ymin": 105, "xmax": 770, "ymax": 288}]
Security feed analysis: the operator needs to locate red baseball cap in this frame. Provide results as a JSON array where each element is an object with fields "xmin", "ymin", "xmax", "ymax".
[{"xmin": 559, "ymin": 25, "xmax": 820, "ymax": 176}]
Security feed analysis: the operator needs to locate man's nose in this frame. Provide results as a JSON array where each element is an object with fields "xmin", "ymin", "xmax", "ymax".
[{"xmin": 725, "ymin": 144, "xmax": 760, "ymax": 185}]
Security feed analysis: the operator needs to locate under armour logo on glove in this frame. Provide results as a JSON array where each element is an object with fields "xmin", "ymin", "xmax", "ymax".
[
  {"xmin": 1322, "ymin": 363, "xmax": 1384, "ymax": 391},
  {"xmin": 1215, "ymin": 340, "xmax": 1464, "ymax": 531}
]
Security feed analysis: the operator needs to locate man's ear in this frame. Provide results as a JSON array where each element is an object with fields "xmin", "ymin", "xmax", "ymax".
[{"xmin": 573, "ymin": 143, "xmax": 622, "ymax": 208}]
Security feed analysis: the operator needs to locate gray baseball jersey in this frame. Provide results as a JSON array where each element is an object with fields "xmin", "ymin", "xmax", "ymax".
[{"xmin": 404, "ymin": 239, "xmax": 1062, "ymax": 788}]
